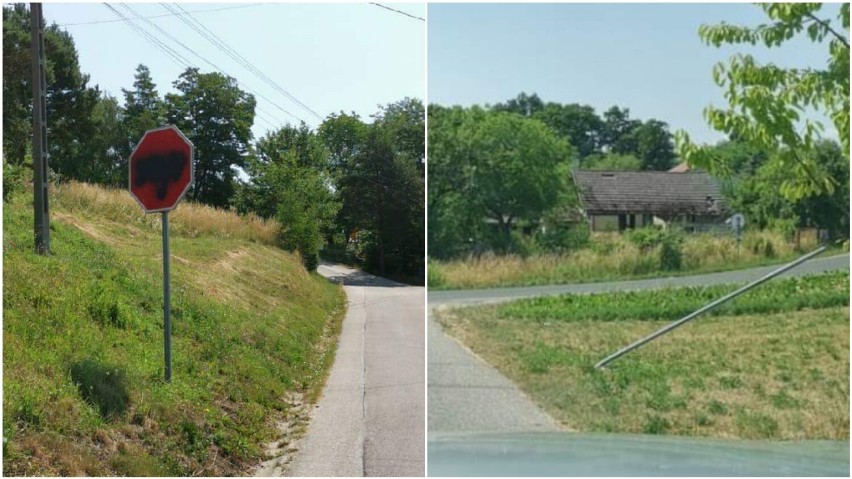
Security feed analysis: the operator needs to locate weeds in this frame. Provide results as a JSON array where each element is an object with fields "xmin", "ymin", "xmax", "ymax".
[
  {"xmin": 431, "ymin": 229, "xmax": 807, "ymax": 289},
  {"xmin": 498, "ymin": 271, "xmax": 849, "ymax": 323}
]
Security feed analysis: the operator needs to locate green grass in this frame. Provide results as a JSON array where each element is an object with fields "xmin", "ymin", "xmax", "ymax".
[
  {"xmin": 429, "ymin": 230, "xmax": 842, "ymax": 290},
  {"xmin": 3, "ymin": 186, "xmax": 346, "ymax": 476},
  {"xmin": 439, "ymin": 274, "xmax": 849, "ymax": 440},
  {"xmin": 498, "ymin": 271, "xmax": 850, "ymax": 322}
]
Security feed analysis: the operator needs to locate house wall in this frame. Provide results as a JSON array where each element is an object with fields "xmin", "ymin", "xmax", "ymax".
[
  {"xmin": 590, "ymin": 215, "xmax": 619, "ymax": 232},
  {"xmin": 590, "ymin": 213, "xmax": 723, "ymax": 233},
  {"xmin": 590, "ymin": 214, "xmax": 652, "ymax": 232}
]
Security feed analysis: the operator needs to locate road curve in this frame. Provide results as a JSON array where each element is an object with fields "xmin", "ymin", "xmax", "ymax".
[
  {"xmin": 430, "ymin": 253, "xmax": 849, "ymax": 307},
  {"xmin": 427, "ymin": 253, "xmax": 849, "ymax": 436},
  {"xmin": 268, "ymin": 263, "xmax": 425, "ymax": 476}
]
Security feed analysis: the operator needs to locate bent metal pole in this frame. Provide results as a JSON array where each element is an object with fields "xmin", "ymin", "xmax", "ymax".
[{"xmin": 595, "ymin": 245, "xmax": 828, "ymax": 369}]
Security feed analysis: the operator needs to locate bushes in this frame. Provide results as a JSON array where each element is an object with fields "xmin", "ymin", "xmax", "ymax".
[
  {"xmin": 626, "ymin": 227, "xmax": 666, "ymax": 251},
  {"xmin": 534, "ymin": 223, "xmax": 591, "ymax": 252},
  {"xmin": 3, "ymin": 159, "xmax": 28, "ymax": 203},
  {"xmin": 659, "ymin": 233, "xmax": 683, "ymax": 271}
]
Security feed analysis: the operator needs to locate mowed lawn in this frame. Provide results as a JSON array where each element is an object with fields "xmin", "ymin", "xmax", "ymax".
[{"xmin": 438, "ymin": 272, "xmax": 849, "ymax": 440}]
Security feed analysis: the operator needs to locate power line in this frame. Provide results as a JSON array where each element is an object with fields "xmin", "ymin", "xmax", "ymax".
[
  {"xmin": 159, "ymin": 6, "xmax": 305, "ymax": 124},
  {"xmin": 115, "ymin": 3, "xmax": 298, "ymax": 129},
  {"xmin": 167, "ymin": 2, "xmax": 323, "ymax": 121},
  {"xmin": 109, "ymin": 3, "xmax": 298, "ymax": 130},
  {"xmin": 59, "ymin": 4, "xmax": 265, "ymax": 27},
  {"xmin": 369, "ymin": 3, "xmax": 425, "ymax": 22},
  {"xmin": 103, "ymin": 4, "xmax": 193, "ymax": 69},
  {"xmin": 169, "ymin": 2, "xmax": 322, "ymax": 122}
]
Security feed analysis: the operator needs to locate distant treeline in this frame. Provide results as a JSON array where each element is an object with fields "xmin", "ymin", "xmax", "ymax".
[
  {"xmin": 2, "ymin": 4, "xmax": 424, "ymax": 280},
  {"xmin": 428, "ymin": 93, "xmax": 848, "ymax": 259}
]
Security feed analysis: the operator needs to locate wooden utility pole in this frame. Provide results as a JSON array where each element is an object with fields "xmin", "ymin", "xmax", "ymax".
[{"xmin": 31, "ymin": 2, "xmax": 50, "ymax": 254}]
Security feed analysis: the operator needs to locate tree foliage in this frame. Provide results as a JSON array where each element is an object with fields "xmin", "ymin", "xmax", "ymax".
[
  {"xmin": 2, "ymin": 3, "xmax": 100, "ymax": 179},
  {"xmin": 235, "ymin": 124, "xmax": 338, "ymax": 270},
  {"xmin": 166, "ymin": 68, "xmax": 256, "ymax": 208},
  {"xmin": 428, "ymin": 105, "xmax": 572, "ymax": 256},
  {"xmin": 719, "ymin": 139, "xmax": 849, "ymax": 238},
  {"xmin": 321, "ymin": 100, "xmax": 425, "ymax": 278},
  {"xmin": 676, "ymin": 3, "xmax": 850, "ymax": 201}
]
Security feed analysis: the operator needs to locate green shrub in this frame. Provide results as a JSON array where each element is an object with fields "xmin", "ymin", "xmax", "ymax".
[
  {"xmin": 507, "ymin": 230, "xmax": 536, "ymax": 257},
  {"xmin": 768, "ymin": 218, "xmax": 797, "ymax": 240},
  {"xmin": 747, "ymin": 236, "xmax": 777, "ymax": 258},
  {"xmin": 659, "ymin": 233, "xmax": 683, "ymax": 271},
  {"xmin": 427, "ymin": 259, "xmax": 446, "ymax": 288},
  {"xmin": 277, "ymin": 211, "xmax": 321, "ymax": 271},
  {"xmin": 535, "ymin": 223, "xmax": 591, "ymax": 252},
  {"xmin": 643, "ymin": 415, "xmax": 670, "ymax": 434},
  {"xmin": 3, "ymin": 159, "xmax": 29, "ymax": 202},
  {"xmin": 626, "ymin": 227, "xmax": 666, "ymax": 251}
]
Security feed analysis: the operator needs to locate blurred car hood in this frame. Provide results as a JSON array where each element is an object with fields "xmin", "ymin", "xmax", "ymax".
[{"xmin": 428, "ymin": 431, "xmax": 850, "ymax": 476}]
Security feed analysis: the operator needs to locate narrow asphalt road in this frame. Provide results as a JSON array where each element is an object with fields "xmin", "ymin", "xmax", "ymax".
[
  {"xmin": 277, "ymin": 263, "xmax": 425, "ymax": 477},
  {"xmin": 430, "ymin": 253, "xmax": 850, "ymax": 307},
  {"xmin": 427, "ymin": 253, "xmax": 849, "ymax": 435}
]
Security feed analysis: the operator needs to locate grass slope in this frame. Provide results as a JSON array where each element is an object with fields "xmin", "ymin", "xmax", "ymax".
[
  {"xmin": 3, "ymin": 183, "xmax": 346, "ymax": 476},
  {"xmin": 439, "ymin": 273, "xmax": 849, "ymax": 440}
]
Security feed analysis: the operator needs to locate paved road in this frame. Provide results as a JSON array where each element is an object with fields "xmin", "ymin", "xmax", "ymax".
[
  {"xmin": 282, "ymin": 263, "xmax": 425, "ymax": 477},
  {"xmin": 430, "ymin": 254, "xmax": 850, "ymax": 307},
  {"xmin": 427, "ymin": 253, "xmax": 849, "ymax": 436}
]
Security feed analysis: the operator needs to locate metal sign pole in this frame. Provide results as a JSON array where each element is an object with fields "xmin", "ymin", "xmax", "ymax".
[
  {"xmin": 595, "ymin": 245, "xmax": 827, "ymax": 369},
  {"xmin": 162, "ymin": 212, "xmax": 172, "ymax": 382}
]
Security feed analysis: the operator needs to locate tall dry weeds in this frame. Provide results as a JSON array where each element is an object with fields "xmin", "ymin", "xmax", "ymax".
[{"xmin": 53, "ymin": 181, "xmax": 279, "ymax": 245}]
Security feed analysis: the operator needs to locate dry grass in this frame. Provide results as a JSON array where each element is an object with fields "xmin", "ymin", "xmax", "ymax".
[
  {"xmin": 440, "ymin": 304, "xmax": 850, "ymax": 440},
  {"xmin": 54, "ymin": 181, "xmax": 279, "ymax": 245},
  {"xmin": 431, "ymin": 230, "xmax": 800, "ymax": 289}
]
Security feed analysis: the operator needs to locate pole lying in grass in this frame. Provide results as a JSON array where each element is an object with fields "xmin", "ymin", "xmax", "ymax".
[{"xmin": 594, "ymin": 245, "xmax": 828, "ymax": 369}]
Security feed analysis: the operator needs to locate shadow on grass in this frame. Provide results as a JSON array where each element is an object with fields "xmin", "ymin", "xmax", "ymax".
[{"xmin": 70, "ymin": 359, "xmax": 130, "ymax": 419}]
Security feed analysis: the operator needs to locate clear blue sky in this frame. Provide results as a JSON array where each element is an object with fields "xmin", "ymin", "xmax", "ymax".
[
  {"xmin": 41, "ymin": 2, "xmax": 425, "ymax": 138},
  {"xmin": 428, "ymin": 3, "xmax": 841, "ymax": 145}
]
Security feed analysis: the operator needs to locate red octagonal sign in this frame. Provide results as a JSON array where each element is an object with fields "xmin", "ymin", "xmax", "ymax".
[{"xmin": 129, "ymin": 125, "xmax": 194, "ymax": 213}]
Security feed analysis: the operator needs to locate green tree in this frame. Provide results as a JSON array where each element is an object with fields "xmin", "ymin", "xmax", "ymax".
[
  {"xmin": 601, "ymin": 106, "xmax": 641, "ymax": 154},
  {"xmin": 2, "ymin": 3, "xmax": 100, "ymax": 181},
  {"xmin": 2, "ymin": 4, "xmax": 32, "ymax": 166},
  {"xmin": 582, "ymin": 152, "xmax": 642, "ymax": 171},
  {"xmin": 372, "ymin": 100, "xmax": 425, "ymax": 277},
  {"xmin": 318, "ymin": 111, "xmax": 368, "ymax": 175},
  {"xmin": 427, "ymin": 105, "xmax": 489, "ymax": 258},
  {"xmin": 328, "ymin": 101, "xmax": 425, "ymax": 278},
  {"xmin": 677, "ymin": 3, "xmax": 850, "ymax": 201},
  {"xmin": 494, "ymin": 92, "xmax": 544, "ymax": 117},
  {"xmin": 533, "ymin": 103, "xmax": 603, "ymax": 160},
  {"xmin": 627, "ymin": 119, "xmax": 677, "ymax": 170},
  {"xmin": 429, "ymin": 107, "xmax": 572, "ymax": 254},
  {"xmin": 82, "ymin": 94, "xmax": 127, "ymax": 186},
  {"xmin": 372, "ymin": 97, "xmax": 425, "ymax": 174},
  {"xmin": 165, "ymin": 68, "xmax": 256, "ymax": 208},
  {"xmin": 236, "ymin": 124, "xmax": 338, "ymax": 270},
  {"xmin": 122, "ymin": 65, "xmax": 164, "ymax": 159},
  {"xmin": 725, "ymin": 140, "xmax": 848, "ymax": 238}
]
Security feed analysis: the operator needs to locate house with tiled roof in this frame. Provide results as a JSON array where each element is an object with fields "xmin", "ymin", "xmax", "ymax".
[{"xmin": 572, "ymin": 170, "xmax": 727, "ymax": 232}]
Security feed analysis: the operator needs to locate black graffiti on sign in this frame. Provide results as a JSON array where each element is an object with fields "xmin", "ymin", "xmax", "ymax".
[{"xmin": 134, "ymin": 151, "xmax": 188, "ymax": 200}]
